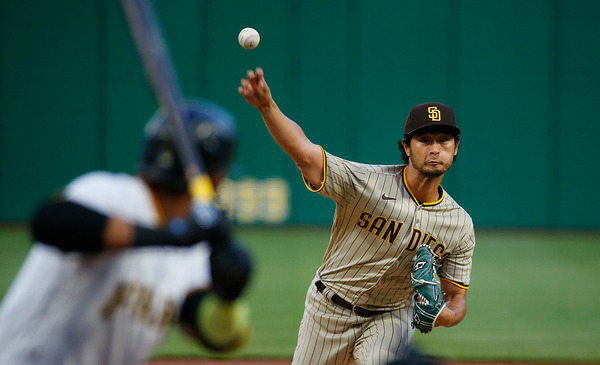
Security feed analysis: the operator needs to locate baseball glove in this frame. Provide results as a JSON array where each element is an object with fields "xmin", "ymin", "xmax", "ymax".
[{"xmin": 411, "ymin": 244, "xmax": 446, "ymax": 334}]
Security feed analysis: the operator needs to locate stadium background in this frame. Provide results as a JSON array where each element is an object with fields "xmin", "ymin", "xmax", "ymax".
[
  {"xmin": 1, "ymin": 0, "xmax": 599, "ymax": 228},
  {"xmin": 1, "ymin": 0, "xmax": 599, "ymax": 363}
]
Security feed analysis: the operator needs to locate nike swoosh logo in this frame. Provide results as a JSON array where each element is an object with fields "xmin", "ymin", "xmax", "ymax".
[{"xmin": 382, "ymin": 193, "xmax": 396, "ymax": 200}]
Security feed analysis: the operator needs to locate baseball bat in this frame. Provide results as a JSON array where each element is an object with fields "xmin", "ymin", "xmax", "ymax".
[{"xmin": 120, "ymin": 0, "xmax": 217, "ymax": 215}]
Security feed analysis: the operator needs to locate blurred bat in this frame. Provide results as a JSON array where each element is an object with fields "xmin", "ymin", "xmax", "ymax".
[{"xmin": 120, "ymin": 0, "xmax": 218, "ymax": 225}]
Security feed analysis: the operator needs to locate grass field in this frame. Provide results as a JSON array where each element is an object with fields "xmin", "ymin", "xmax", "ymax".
[{"xmin": 1, "ymin": 225, "xmax": 599, "ymax": 363}]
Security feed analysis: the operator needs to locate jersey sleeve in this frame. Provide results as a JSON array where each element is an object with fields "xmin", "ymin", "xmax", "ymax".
[
  {"xmin": 63, "ymin": 171, "xmax": 157, "ymax": 225},
  {"xmin": 303, "ymin": 150, "xmax": 367, "ymax": 207},
  {"xmin": 438, "ymin": 220, "xmax": 476, "ymax": 289},
  {"xmin": 63, "ymin": 172, "xmax": 124, "ymax": 214}
]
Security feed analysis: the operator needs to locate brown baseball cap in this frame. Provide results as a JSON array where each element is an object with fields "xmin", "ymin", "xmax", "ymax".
[{"xmin": 404, "ymin": 102, "xmax": 461, "ymax": 136}]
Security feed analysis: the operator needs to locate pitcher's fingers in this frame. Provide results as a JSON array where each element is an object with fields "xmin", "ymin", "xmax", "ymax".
[
  {"xmin": 241, "ymin": 78, "xmax": 253, "ymax": 90},
  {"xmin": 255, "ymin": 68, "xmax": 264, "ymax": 85},
  {"xmin": 246, "ymin": 69, "xmax": 256, "ymax": 83}
]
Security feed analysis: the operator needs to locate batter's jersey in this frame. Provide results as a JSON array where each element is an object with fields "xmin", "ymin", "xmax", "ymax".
[
  {"xmin": 0, "ymin": 171, "xmax": 212, "ymax": 365},
  {"xmin": 306, "ymin": 150, "xmax": 475, "ymax": 311}
]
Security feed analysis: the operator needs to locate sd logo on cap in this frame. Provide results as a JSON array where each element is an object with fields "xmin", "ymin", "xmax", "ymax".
[{"xmin": 404, "ymin": 102, "xmax": 461, "ymax": 136}]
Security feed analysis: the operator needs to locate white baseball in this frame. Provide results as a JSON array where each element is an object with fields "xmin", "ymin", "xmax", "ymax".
[{"xmin": 238, "ymin": 27, "xmax": 260, "ymax": 49}]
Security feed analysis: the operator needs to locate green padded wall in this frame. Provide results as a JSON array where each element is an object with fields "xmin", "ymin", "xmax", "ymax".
[{"xmin": 1, "ymin": 0, "xmax": 598, "ymax": 228}]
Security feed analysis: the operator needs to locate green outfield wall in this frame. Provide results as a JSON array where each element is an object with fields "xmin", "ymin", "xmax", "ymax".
[{"xmin": 1, "ymin": 0, "xmax": 598, "ymax": 228}]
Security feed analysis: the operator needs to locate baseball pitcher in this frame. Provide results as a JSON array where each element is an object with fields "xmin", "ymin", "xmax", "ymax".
[{"xmin": 239, "ymin": 68, "xmax": 475, "ymax": 365}]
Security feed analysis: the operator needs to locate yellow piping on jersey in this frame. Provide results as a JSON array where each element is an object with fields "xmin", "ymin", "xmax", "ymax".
[
  {"xmin": 402, "ymin": 167, "xmax": 444, "ymax": 206},
  {"xmin": 302, "ymin": 146, "xmax": 327, "ymax": 193},
  {"xmin": 439, "ymin": 276, "xmax": 469, "ymax": 290}
]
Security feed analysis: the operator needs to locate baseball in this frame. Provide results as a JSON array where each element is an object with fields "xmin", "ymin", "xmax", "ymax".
[{"xmin": 238, "ymin": 27, "xmax": 260, "ymax": 49}]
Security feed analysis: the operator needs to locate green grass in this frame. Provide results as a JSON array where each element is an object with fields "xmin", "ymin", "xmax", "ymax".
[
  {"xmin": 154, "ymin": 226, "xmax": 327, "ymax": 360},
  {"xmin": 0, "ymin": 227, "xmax": 33, "ymax": 298},
  {"xmin": 415, "ymin": 229, "xmax": 600, "ymax": 362},
  {"xmin": 1, "ymin": 226, "xmax": 599, "ymax": 362}
]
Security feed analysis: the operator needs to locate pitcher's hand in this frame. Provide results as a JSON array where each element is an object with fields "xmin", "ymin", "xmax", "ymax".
[{"xmin": 238, "ymin": 68, "xmax": 273, "ymax": 110}]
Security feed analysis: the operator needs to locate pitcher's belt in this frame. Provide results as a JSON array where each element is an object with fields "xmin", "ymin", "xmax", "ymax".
[{"xmin": 314, "ymin": 280, "xmax": 390, "ymax": 318}]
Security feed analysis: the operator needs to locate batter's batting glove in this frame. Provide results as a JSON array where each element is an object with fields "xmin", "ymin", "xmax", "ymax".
[
  {"xmin": 411, "ymin": 244, "xmax": 446, "ymax": 334},
  {"xmin": 207, "ymin": 215, "xmax": 253, "ymax": 301},
  {"xmin": 210, "ymin": 236, "xmax": 253, "ymax": 302},
  {"xmin": 165, "ymin": 204, "xmax": 227, "ymax": 246}
]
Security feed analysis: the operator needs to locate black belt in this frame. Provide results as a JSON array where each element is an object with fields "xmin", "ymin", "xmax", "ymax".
[{"xmin": 315, "ymin": 280, "xmax": 389, "ymax": 318}]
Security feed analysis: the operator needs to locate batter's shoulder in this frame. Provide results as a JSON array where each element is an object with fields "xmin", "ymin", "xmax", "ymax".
[
  {"xmin": 67, "ymin": 171, "xmax": 141, "ymax": 190},
  {"xmin": 64, "ymin": 171, "xmax": 151, "ymax": 218}
]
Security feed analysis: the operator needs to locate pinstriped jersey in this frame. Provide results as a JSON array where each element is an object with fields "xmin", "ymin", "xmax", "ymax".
[
  {"xmin": 305, "ymin": 150, "xmax": 475, "ymax": 311},
  {"xmin": 0, "ymin": 171, "xmax": 212, "ymax": 365}
]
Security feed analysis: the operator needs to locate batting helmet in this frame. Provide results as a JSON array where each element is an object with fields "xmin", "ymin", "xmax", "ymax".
[{"xmin": 138, "ymin": 99, "xmax": 237, "ymax": 193}]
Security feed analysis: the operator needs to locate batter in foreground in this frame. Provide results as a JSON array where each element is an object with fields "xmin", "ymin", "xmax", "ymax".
[
  {"xmin": 239, "ymin": 68, "xmax": 475, "ymax": 365},
  {"xmin": 0, "ymin": 99, "xmax": 253, "ymax": 365}
]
